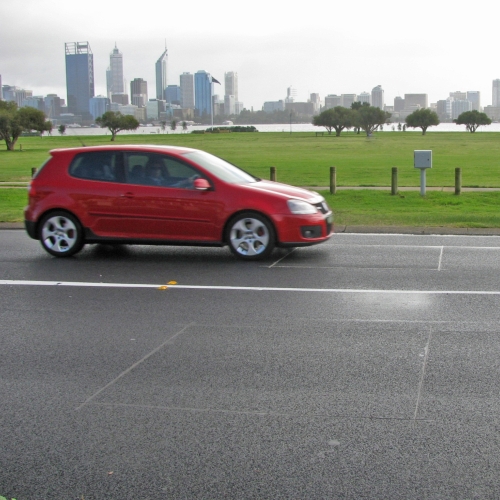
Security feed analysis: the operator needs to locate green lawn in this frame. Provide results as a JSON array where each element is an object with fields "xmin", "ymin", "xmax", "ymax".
[{"xmin": 1, "ymin": 131, "xmax": 500, "ymax": 226}]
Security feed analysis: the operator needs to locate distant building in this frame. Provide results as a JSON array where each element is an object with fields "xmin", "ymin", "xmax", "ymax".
[
  {"xmin": 371, "ymin": 85, "xmax": 384, "ymax": 109},
  {"xmin": 22, "ymin": 96, "xmax": 45, "ymax": 111},
  {"xmin": 394, "ymin": 96, "xmax": 405, "ymax": 112},
  {"xmin": 45, "ymin": 94, "xmax": 62, "ymax": 118},
  {"xmin": 466, "ymin": 91, "xmax": 480, "ymax": 111},
  {"xmin": 89, "ymin": 95, "xmax": 109, "ymax": 121},
  {"xmin": 357, "ymin": 92, "xmax": 371, "ymax": 104},
  {"xmin": 180, "ymin": 72, "xmax": 194, "ymax": 109},
  {"xmin": 285, "ymin": 102, "xmax": 315, "ymax": 116},
  {"xmin": 2, "ymin": 86, "xmax": 33, "ymax": 106},
  {"xmin": 492, "ymin": 80, "xmax": 500, "ymax": 107},
  {"xmin": 483, "ymin": 105, "xmax": 500, "ymax": 121},
  {"xmin": 285, "ymin": 86, "xmax": 297, "ymax": 103},
  {"xmin": 166, "ymin": 85, "xmax": 180, "ymax": 105},
  {"xmin": 130, "ymin": 78, "xmax": 148, "ymax": 107},
  {"xmin": 65, "ymin": 41, "xmax": 95, "ymax": 120},
  {"xmin": 155, "ymin": 44, "xmax": 168, "ymax": 100},
  {"xmin": 404, "ymin": 94, "xmax": 428, "ymax": 109},
  {"xmin": 324, "ymin": 95, "xmax": 341, "ymax": 109},
  {"xmin": 341, "ymin": 94, "xmax": 357, "ymax": 108},
  {"xmin": 225, "ymin": 72, "xmax": 238, "ymax": 101},
  {"xmin": 224, "ymin": 94, "xmax": 236, "ymax": 115},
  {"xmin": 146, "ymin": 99, "xmax": 166, "ymax": 121},
  {"xmin": 449, "ymin": 91, "xmax": 466, "ymax": 101},
  {"xmin": 263, "ymin": 100, "xmax": 285, "ymax": 113},
  {"xmin": 111, "ymin": 93, "xmax": 129, "ymax": 105},
  {"xmin": 452, "ymin": 99, "xmax": 472, "ymax": 120},
  {"xmin": 107, "ymin": 44, "xmax": 124, "ymax": 98},
  {"xmin": 436, "ymin": 100, "xmax": 449, "ymax": 121},
  {"xmin": 309, "ymin": 93, "xmax": 321, "ymax": 114},
  {"xmin": 194, "ymin": 70, "xmax": 212, "ymax": 116}
]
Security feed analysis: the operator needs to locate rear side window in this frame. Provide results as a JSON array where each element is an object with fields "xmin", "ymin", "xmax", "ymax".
[{"xmin": 69, "ymin": 152, "xmax": 123, "ymax": 182}]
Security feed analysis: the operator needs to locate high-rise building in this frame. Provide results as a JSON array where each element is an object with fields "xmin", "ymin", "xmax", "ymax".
[
  {"xmin": 224, "ymin": 72, "xmax": 238, "ymax": 101},
  {"xmin": 341, "ymin": 94, "xmax": 357, "ymax": 108},
  {"xmin": 466, "ymin": 91, "xmax": 480, "ymax": 111},
  {"xmin": 155, "ymin": 44, "xmax": 168, "ymax": 100},
  {"xmin": 324, "ymin": 95, "xmax": 341, "ymax": 109},
  {"xmin": 357, "ymin": 92, "xmax": 371, "ymax": 104},
  {"xmin": 449, "ymin": 91, "xmax": 466, "ymax": 101},
  {"xmin": 180, "ymin": 72, "xmax": 194, "ymax": 109},
  {"xmin": 404, "ymin": 94, "xmax": 427, "ymax": 109},
  {"xmin": 224, "ymin": 94, "xmax": 236, "ymax": 115},
  {"xmin": 65, "ymin": 42, "xmax": 94, "ymax": 119},
  {"xmin": 394, "ymin": 96, "xmax": 405, "ymax": 112},
  {"xmin": 492, "ymin": 80, "xmax": 500, "ymax": 107},
  {"xmin": 194, "ymin": 70, "xmax": 212, "ymax": 116},
  {"xmin": 452, "ymin": 99, "xmax": 472, "ymax": 120},
  {"xmin": 166, "ymin": 85, "xmax": 180, "ymax": 105},
  {"xmin": 371, "ymin": 85, "xmax": 384, "ymax": 109},
  {"xmin": 130, "ymin": 78, "xmax": 148, "ymax": 107},
  {"xmin": 89, "ymin": 95, "xmax": 110, "ymax": 121},
  {"xmin": 107, "ymin": 44, "xmax": 124, "ymax": 97},
  {"xmin": 45, "ymin": 94, "xmax": 62, "ymax": 118}
]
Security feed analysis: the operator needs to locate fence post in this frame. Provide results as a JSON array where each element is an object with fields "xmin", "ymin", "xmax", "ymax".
[
  {"xmin": 330, "ymin": 166, "xmax": 336, "ymax": 195},
  {"xmin": 31, "ymin": 167, "xmax": 37, "ymax": 178},
  {"xmin": 270, "ymin": 166, "xmax": 276, "ymax": 181},
  {"xmin": 455, "ymin": 167, "xmax": 461, "ymax": 195},
  {"xmin": 391, "ymin": 167, "xmax": 398, "ymax": 195}
]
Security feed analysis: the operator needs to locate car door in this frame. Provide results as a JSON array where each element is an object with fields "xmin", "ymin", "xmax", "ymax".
[{"xmin": 119, "ymin": 152, "xmax": 224, "ymax": 241}]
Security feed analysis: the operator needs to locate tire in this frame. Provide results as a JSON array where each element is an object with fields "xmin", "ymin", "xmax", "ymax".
[
  {"xmin": 227, "ymin": 212, "xmax": 275, "ymax": 260},
  {"xmin": 38, "ymin": 211, "xmax": 84, "ymax": 257}
]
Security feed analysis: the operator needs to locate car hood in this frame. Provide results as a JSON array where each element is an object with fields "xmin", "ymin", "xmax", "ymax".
[{"xmin": 241, "ymin": 180, "xmax": 324, "ymax": 203}]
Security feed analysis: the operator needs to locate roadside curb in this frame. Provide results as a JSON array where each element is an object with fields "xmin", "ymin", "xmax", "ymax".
[{"xmin": 3, "ymin": 222, "xmax": 500, "ymax": 236}]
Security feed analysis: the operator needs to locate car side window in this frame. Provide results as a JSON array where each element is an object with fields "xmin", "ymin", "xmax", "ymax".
[
  {"xmin": 125, "ymin": 153, "xmax": 203, "ymax": 189},
  {"xmin": 69, "ymin": 152, "xmax": 121, "ymax": 182}
]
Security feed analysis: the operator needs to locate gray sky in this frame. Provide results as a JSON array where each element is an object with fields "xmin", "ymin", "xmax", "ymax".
[{"xmin": 1, "ymin": 0, "xmax": 498, "ymax": 109}]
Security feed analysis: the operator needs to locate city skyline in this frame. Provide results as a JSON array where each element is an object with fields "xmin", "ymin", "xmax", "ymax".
[{"xmin": 1, "ymin": 0, "xmax": 498, "ymax": 110}]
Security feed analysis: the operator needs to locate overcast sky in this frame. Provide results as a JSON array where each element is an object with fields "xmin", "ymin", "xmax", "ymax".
[{"xmin": 1, "ymin": 0, "xmax": 498, "ymax": 110}]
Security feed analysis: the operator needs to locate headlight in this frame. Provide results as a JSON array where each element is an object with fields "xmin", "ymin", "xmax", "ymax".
[{"xmin": 287, "ymin": 199, "xmax": 318, "ymax": 214}]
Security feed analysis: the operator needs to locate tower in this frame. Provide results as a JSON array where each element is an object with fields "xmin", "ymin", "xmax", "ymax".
[
  {"xmin": 180, "ymin": 72, "xmax": 195, "ymax": 109},
  {"xmin": 194, "ymin": 70, "xmax": 211, "ymax": 116},
  {"xmin": 493, "ymin": 80, "xmax": 500, "ymax": 107},
  {"xmin": 65, "ymin": 42, "xmax": 94, "ymax": 119},
  {"xmin": 224, "ymin": 72, "xmax": 238, "ymax": 101},
  {"xmin": 371, "ymin": 85, "xmax": 384, "ymax": 109},
  {"xmin": 155, "ymin": 44, "xmax": 168, "ymax": 101},
  {"xmin": 107, "ymin": 44, "xmax": 124, "ymax": 97},
  {"xmin": 130, "ymin": 78, "xmax": 148, "ymax": 107}
]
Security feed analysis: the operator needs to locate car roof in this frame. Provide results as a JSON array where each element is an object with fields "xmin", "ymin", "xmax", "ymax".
[{"xmin": 49, "ymin": 145, "xmax": 197, "ymax": 155}]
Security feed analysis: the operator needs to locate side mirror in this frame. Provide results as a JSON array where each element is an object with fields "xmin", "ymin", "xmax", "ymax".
[{"xmin": 193, "ymin": 178, "xmax": 211, "ymax": 191}]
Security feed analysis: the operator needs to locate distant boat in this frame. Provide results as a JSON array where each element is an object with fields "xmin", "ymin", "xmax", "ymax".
[{"xmin": 222, "ymin": 120, "xmax": 234, "ymax": 126}]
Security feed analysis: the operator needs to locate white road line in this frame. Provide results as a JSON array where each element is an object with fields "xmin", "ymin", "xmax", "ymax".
[
  {"xmin": 438, "ymin": 246, "xmax": 444, "ymax": 271},
  {"xmin": 2, "ymin": 279, "xmax": 500, "ymax": 295}
]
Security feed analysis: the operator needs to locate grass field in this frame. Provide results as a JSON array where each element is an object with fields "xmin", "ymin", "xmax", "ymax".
[{"xmin": 1, "ymin": 131, "xmax": 500, "ymax": 226}]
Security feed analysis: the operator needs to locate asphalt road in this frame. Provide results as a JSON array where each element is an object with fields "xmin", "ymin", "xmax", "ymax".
[{"xmin": 2, "ymin": 229, "xmax": 500, "ymax": 499}]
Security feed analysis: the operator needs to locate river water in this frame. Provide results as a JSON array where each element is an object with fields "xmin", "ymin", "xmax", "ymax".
[{"xmin": 58, "ymin": 122, "xmax": 500, "ymax": 136}]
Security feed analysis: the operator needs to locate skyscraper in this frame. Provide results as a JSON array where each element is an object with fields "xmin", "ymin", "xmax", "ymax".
[
  {"xmin": 371, "ymin": 85, "xmax": 384, "ymax": 109},
  {"xmin": 224, "ymin": 72, "xmax": 238, "ymax": 101},
  {"xmin": 130, "ymin": 78, "xmax": 148, "ymax": 107},
  {"xmin": 466, "ymin": 91, "xmax": 480, "ymax": 111},
  {"xmin": 155, "ymin": 44, "xmax": 168, "ymax": 100},
  {"xmin": 65, "ymin": 42, "xmax": 94, "ymax": 119},
  {"xmin": 107, "ymin": 44, "xmax": 124, "ymax": 97},
  {"xmin": 194, "ymin": 70, "xmax": 212, "ymax": 116},
  {"xmin": 180, "ymin": 72, "xmax": 195, "ymax": 109},
  {"xmin": 493, "ymin": 80, "xmax": 500, "ymax": 107}
]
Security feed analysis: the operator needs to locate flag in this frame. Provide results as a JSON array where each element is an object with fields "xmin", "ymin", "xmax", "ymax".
[{"xmin": 212, "ymin": 77, "xmax": 221, "ymax": 84}]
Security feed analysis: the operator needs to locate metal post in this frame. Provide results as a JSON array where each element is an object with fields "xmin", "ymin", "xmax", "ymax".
[
  {"xmin": 455, "ymin": 167, "xmax": 462, "ymax": 195},
  {"xmin": 270, "ymin": 166, "xmax": 276, "ymax": 181},
  {"xmin": 391, "ymin": 167, "xmax": 398, "ymax": 195},
  {"xmin": 420, "ymin": 169, "xmax": 426, "ymax": 196},
  {"xmin": 330, "ymin": 166, "xmax": 336, "ymax": 195}
]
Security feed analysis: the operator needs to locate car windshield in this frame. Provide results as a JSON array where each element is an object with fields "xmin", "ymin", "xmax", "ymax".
[{"xmin": 183, "ymin": 150, "xmax": 258, "ymax": 184}]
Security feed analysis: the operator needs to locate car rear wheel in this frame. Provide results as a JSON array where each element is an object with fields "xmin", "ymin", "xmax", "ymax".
[
  {"xmin": 39, "ymin": 211, "xmax": 84, "ymax": 257},
  {"xmin": 227, "ymin": 212, "xmax": 275, "ymax": 260}
]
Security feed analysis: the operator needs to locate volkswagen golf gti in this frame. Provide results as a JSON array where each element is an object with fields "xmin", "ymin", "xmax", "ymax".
[{"xmin": 25, "ymin": 145, "xmax": 334, "ymax": 260}]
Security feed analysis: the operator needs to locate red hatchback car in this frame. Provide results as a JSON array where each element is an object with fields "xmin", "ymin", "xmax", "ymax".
[{"xmin": 25, "ymin": 145, "xmax": 333, "ymax": 260}]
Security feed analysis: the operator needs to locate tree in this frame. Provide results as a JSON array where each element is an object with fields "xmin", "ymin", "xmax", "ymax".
[
  {"xmin": 405, "ymin": 108, "xmax": 440, "ymax": 135},
  {"xmin": 160, "ymin": 120, "xmax": 167, "ymax": 133},
  {"xmin": 170, "ymin": 119, "xmax": 177, "ymax": 131},
  {"xmin": 95, "ymin": 111, "xmax": 140, "ymax": 141},
  {"xmin": 58, "ymin": 124, "xmax": 66, "ymax": 135},
  {"xmin": 454, "ymin": 110, "xmax": 492, "ymax": 133},
  {"xmin": 354, "ymin": 105, "xmax": 392, "ymax": 136},
  {"xmin": 0, "ymin": 102, "xmax": 48, "ymax": 151},
  {"xmin": 182, "ymin": 121, "xmax": 188, "ymax": 132},
  {"xmin": 312, "ymin": 107, "xmax": 355, "ymax": 136}
]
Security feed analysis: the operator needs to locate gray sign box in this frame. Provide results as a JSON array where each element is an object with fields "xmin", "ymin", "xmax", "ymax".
[{"xmin": 414, "ymin": 150, "xmax": 432, "ymax": 169}]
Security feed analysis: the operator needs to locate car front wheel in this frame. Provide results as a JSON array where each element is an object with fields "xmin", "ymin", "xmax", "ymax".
[
  {"xmin": 39, "ymin": 211, "xmax": 84, "ymax": 257},
  {"xmin": 227, "ymin": 212, "xmax": 275, "ymax": 260}
]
